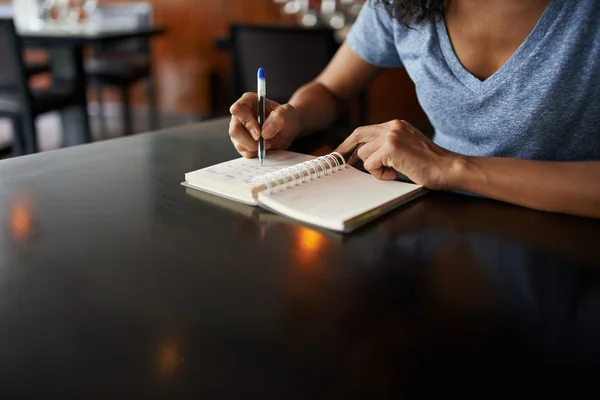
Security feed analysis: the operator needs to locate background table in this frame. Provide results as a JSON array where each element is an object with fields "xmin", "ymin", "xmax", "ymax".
[
  {"xmin": 1, "ymin": 118, "xmax": 599, "ymax": 398},
  {"xmin": 18, "ymin": 24, "xmax": 166, "ymax": 147}
]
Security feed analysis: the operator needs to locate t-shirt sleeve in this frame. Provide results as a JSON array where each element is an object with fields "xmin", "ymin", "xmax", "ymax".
[{"xmin": 345, "ymin": 2, "xmax": 403, "ymax": 68}]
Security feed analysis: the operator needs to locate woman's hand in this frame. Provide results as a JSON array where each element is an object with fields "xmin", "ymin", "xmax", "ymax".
[
  {"xmin": 335, "ymin": 119, "xmax": 465, "ymax": 191},
  {"xmin": 337, "ymin": 120, "xmax": 600, "ymax": 219},
  {"xmin": 229, "ymin": 93, "xmax": 300, "ymax": 158}
]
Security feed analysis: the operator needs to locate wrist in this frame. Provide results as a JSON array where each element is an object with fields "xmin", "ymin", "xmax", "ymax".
[
  {"xmin": 444, "ymin": 154, "xmax": 479, "ymax": 191},
  {"xmin": 287, "ymin": 102, "xmax": 307, "ymax": 139}
]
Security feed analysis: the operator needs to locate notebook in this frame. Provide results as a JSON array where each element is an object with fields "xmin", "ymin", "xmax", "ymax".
[{"xmin": 182, "ymin": 150, "xmax": 426, "ymax": 233}]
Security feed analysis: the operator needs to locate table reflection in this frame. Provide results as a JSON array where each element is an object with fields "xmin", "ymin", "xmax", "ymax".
[
  {"xmin": 8, "ymin": 192, "xmax": 35, "ymax": 242},
  {"xmin": 156, "ymin": 337, "xmax": 184, "ymax": 384},
  {"xmin": 293, "ymin": 227, "xmax": 327, "ymax": 266},
  {"xmin": 311, "ymin": 226, "xmax": 600, "ymax": 396},
  {"xmin": 181, "ymin": 168, "xmax": 600, "ymax": 396}
]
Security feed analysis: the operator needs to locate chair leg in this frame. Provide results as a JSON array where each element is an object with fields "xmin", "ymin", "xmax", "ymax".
[
  {"xmin": 95, "ymin": 84, "xmax": 106, "ymax": 138},
  {"xmin": 10, "ymin": 116, "xmax": 25, "ymax": 156},
  {"xmin": 120, "ymin": 86, "xmax": 133, "ymax": 136},
  {"xmin": 14, "ymin": 113, "xmax": 38, "ymax": 154},
  {"xmin": 146, "ymin": 76, "xmax": 160, "ymax": 131}
]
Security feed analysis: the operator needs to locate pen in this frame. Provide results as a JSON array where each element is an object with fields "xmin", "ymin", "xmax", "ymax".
[{"xmin": 257, "ymin": 67, "xmax": 266, "ymax": 166}]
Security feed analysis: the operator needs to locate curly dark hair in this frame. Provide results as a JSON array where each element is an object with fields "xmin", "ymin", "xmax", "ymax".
[{"xmin": 372, "ymin": 0, "xmax": 446, "ymax": 27}]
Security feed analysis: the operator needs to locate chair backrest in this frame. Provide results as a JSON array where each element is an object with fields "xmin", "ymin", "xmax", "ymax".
[
  {"xmin": 0, "ymin": 18, "xmax": 29, "ymax": 96},
  {"xmin": 92, "ymin": 2, "xmax": 153, "ymax": 56},
  {"xmin": 229, "ymin": 24, "xmax": 338, "ymax": 105}
]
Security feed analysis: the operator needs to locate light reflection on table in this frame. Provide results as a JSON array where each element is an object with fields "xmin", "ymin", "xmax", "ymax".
[{"xmin": 9, "ymin": 193, "xmax": 34, "ymax": 242}]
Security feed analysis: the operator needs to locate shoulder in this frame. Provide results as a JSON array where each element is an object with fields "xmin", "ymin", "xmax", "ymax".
[{"xmin": 345, "ymin": 2, "xmax": 414, "ymax": 68}]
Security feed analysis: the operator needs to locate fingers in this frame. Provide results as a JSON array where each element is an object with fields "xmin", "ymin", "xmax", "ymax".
[
  {"xmin": 229, "ymin": 117, "xmax": 258, "ymax": 148},
  {"xmin": 379, "ymin": 168, "xmax": 401, "ymax": 180},
  {"xmin": 229, "ymin": 92, "xmax": 285, "ymax": 158},
  {"xmin": 235, "ymin": 146, "xmax": 257, "ymax": 159},
  {"xmin": 262, "ymin": 103, "xmax": 294, "ymax": 139},
  {"xmin": 363, "ymin": 150, "xmax": 383, "ymax": 177},
  {"xmin": 229, "ymin": 93, "xmax": 261, "ymax": 140},
  {"xmin": 229, "ymin": 117, "xmax": 258, "ymax": 158},
  {"xmin": 336, "ymin": 120, "xmax": 410, "ymax": 157},
  {"xmin": 334, "ymin": 125, "xmax": 381, "ymax": 157},
  {"xmin": 356, "ymin": 140, "xmax": 379, "ymax": 162},
  {"xmin": 363, "ymin": 149, "xmax": 399, "ymax": 181},
  {"xmin": 334, "ymin": 129, "xmax": 362, "ymax": 157},
  {"xmin": 347, "ymin": 141, "xmax": 376, "ymax": 166},
  {"xmin": 347, "ymin": 144, "xmax": 362, "ymax": 166},
  {"xmin": 266, "ymin": 99, "xmax": 280, "ymax": 114}
]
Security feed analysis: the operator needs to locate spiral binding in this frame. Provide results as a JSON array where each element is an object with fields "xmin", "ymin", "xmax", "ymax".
[{"xmin": 252, "ymin": 152, "xmax": 347, "ymax": 193}]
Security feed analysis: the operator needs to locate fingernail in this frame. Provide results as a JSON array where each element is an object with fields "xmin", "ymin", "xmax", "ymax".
[
  {"xmin": 262, "ymin": 123, "xmax": 277, "ymax": 138},
  {"xmin": 250, "ymin": 128, "xmax": 260, "ymax": 140}
]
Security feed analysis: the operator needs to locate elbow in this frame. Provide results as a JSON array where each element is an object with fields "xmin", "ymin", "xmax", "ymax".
[
  {"xmin": 311, "ymin": 80, "xmax": 354, "ymax": 111},
  {"xmin": 315, "ymin": 80, "xmax": 349, "ymax": 101}
]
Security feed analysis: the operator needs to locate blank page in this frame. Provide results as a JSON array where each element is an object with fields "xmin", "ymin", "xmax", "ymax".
[{"xmin": 257, "ymin": 166, "xmax": 423, "ymax": 232}]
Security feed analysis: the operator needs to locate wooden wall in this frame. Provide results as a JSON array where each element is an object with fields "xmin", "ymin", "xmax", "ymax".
[
  {"xmin": 10, "ymin": 0, "xmax": 431, "ymax": 130},
  {"xmin": 99, "ymin": 0, "xmax": 290, "ymax": 117}
]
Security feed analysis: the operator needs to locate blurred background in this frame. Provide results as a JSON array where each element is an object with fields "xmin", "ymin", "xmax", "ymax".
[{"xmin": 0, "ymin": 0, "xmax": 431, "ymax": 157}]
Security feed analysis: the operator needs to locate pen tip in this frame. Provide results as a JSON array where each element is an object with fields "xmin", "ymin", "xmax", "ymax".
[{"xmin": 257, "ymin": 68, "xmax": 265, "ymax": 79}]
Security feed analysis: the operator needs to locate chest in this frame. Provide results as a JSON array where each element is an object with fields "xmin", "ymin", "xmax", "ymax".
[
  {"xmin": 391, "ymin": 0, "xmax": 600, "ymax": 160},
  {"xmin": 443, "ymin": 0, "xmax": 551, "ymax": 81}
]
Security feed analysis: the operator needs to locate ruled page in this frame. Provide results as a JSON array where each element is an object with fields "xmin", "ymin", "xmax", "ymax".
[{"xmin": 184, "ymin": 151, "xmax": 317, "ymax": 204}]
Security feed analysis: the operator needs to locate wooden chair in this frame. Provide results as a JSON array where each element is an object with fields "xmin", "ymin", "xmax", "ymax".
[
  {"xmin": 228, "ymin": 24, "xmax": 367, "ymax": 131},
  {"xmin": 85, "ymin": 2, "xmax": 158, "ymax": 136},
  {"xmin": 0, "ymin": 3, "xmax": 51, "ymax": 78},
  {"xmin": 0, "ymin": 18, "xmax": 80, "ymax": 154}
]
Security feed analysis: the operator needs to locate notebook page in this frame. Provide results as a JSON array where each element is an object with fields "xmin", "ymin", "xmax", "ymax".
[
  {"xmin": 257, "ymin": 166, "xmax": 423, "ymax": 231},
  {"xmin": 184, "ymin": 151, "xmax": 317, "ymax": 204}
]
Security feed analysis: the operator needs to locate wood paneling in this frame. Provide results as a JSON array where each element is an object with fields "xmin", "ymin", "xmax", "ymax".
[{"xmin": 4, "ymin": 0, "xmax": 431, "ymax": 130}]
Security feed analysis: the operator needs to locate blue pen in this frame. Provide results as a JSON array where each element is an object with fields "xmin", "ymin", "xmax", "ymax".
[{"xmin": 257, "ymin": 67, "xmax": 266, "ymax": 166}]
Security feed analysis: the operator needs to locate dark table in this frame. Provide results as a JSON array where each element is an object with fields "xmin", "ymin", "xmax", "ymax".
[
  {"xmin": 18, "ymin": 25, "xmax": 166, "ymax": 147},
  {"xmin": 1, "ymin": 118, "xmax": 599, "ymax": 398}
]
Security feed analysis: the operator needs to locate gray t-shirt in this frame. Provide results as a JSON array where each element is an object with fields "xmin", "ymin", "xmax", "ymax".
[{"xmin": 346, "ymin": 0, "xmax": 600, "ymax": 161}]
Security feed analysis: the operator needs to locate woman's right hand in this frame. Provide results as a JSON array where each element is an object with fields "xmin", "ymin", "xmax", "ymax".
[{"xmin": 229, "ymin": 92, "xmax": 300, "ymax": 158}]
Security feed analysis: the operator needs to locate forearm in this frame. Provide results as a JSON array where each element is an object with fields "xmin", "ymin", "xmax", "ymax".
[
  {"xmin": 287, "ymin": 81, "xmax": 345, "ymax": 138},
  {"xmin": 286, "ymin": 42, "xmax": 382, "ymax": 139},
  {"xmin": 451, "ymin": 156, "xmax": 600, "ymax": 218}
]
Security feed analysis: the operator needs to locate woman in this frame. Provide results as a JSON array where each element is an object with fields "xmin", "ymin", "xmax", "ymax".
[{"xmin": 228, "ymin": 0, "xmax": 600, "ymax": 218}]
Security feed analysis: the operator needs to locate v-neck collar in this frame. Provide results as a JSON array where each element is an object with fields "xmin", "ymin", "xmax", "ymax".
[{"xmin": 436, "ymin": 0, "xmax": 564, "ymax": 95}]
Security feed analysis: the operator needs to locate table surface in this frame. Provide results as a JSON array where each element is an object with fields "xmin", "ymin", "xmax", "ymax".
[
  {"xmin": 1, "ymin": 118, "xmax": 599, "ymax": 398},
  {"xmin": 18, "ymin": 24, "xmax": 166, "ymax": 45}
]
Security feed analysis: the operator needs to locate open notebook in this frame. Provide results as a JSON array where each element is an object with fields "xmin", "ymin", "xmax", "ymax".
[{"xmin": 183, "ymin": 150, "xmax": 426, "ymax": 233}]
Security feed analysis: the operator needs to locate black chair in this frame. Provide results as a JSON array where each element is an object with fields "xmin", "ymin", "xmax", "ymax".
[
  {"xmin": 0, "ymin": 18, "xmax": 80, "ymax": 155},
  {"xmin": 0, "ymin": 4, "xmax": 51, "ymax": 78},
  {"xmin": 85, "ymin": 2, "xmax": 158, "ymax": 136},
  {"xmin": 228, "ymin": 24, "xmax": 366, "ymax": 130}
]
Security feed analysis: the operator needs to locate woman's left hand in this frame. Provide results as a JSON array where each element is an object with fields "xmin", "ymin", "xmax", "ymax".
[{"xmin": 335, "ymin": 119, "xmax": 465, "ymax": 191}]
